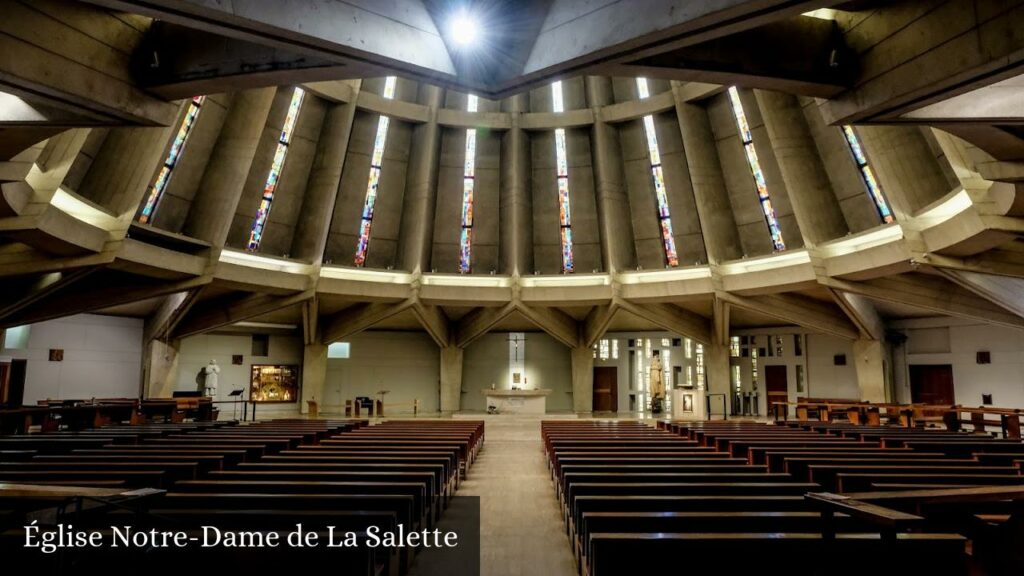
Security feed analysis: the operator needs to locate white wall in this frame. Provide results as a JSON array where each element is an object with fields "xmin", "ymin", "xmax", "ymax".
[
  {"xmin": 462, "ymin": 332, "xmax": 573, "ymax": 412},
  {"xmin": 0, "ymin": 314, "xmax": 143, "ymax": 403},
  {"xmin": 324, "ymin": 332, "xmax": 440, "ymax": 415},
  {"xmin": 892, "ymin": 319, "xmax": 1024, "ymax": 409},
  {"xmin": 176, "ymin": 332, "xmax": 303, "ymax": 419}
]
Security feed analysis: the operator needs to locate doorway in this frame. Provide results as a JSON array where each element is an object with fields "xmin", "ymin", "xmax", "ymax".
[
  {"xmin": 0, "ymin": 360, "xmax": 26, "ymax": 408},
  {"xmin": 593, "ymin": 367, "xmax": 618, "ymax": 413},
  {"xmin": 909, "ymin": 364, "xmax": 955, "ymax": 405},
  {"xmin": 765, "ymin": 365, "xmax": 788, "ymax": 418}
]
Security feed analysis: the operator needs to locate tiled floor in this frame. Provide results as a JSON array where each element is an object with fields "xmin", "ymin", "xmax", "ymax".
[{"xmin": 453, "ymin": 416, "xmax": 577, "ymax": 576}]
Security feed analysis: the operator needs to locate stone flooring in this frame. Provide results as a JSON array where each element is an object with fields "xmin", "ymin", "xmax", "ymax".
[{"xmin": 451, "ymin": 415, "xmax": 577, "ymax": 576}]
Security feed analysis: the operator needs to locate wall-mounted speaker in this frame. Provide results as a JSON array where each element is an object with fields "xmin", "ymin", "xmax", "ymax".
[
  {"xmin": 982, "ymin": 394, "xmax": 993, "ymax": 405},
  {"xmin": 834, "ymin": 354, "xmax": 847, "ymax": 366},
  {"xmin": 976, "ymin": 351, "xmax": 991, "ymax": 364}
]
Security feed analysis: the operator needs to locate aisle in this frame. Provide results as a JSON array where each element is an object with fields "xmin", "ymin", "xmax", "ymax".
[{"xmin": 456, "ymin": 416, "xmax": 577, "ymax": 576}]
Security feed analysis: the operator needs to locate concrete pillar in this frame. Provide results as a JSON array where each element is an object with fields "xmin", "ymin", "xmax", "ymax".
[
  {"xmin": 672, "ymin": 86, "xmax": 743, "ymax": 263},
  {"xmin": 853, "ymin": 338, "xmax": 887, "ymax": 403},
  {"xmin": 300, "ymin": 342, "xmax": 327, "ymax": 415},
  {"xmin": 500, "ymin": 93, "xmax": 533, "ymax": 275},
  {"xmin": 571, "ymin": 346, "xmax": 594, "ymax": 416},
  {"xmin": 439, "ymin": 346, "xmax": 464, "ymax": 416},
  {"xmin": 755, "ymin": 90, "xmax": 848, "ymax": 245},
  {"xmin": 291, "ymin": 97, "xmax": 359, "ymax": 262},
  {"xmin": 144, "ymin": 339, "xmax": 180, "ymax": 399},
  {"xmin": 705, "ymin": 341, "xmax": 731, "ymax": 404},
  {"xmin": 585, "ymin": 76, "xmax": 637, "ymax": 273},
  {"xmin": 184, "ymin": 87, "xmax": 276, "ymax": 245},
  {"xmin": 397, "ymin": 84, "xmax": 443, "ymax": 273}
]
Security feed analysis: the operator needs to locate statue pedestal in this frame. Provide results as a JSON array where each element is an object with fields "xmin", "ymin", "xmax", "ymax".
[{"xmin": 672, "ymin": 389, "xmax": 707, "ymax": 421}]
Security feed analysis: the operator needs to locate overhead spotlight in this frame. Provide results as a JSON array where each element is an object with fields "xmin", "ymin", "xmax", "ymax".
[{"xmin": 448, "ymin": 10, "xmax": 480, "ymax": 48}]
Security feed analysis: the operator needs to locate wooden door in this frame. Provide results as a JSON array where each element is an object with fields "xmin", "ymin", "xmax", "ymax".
[
  {"xmin": 593, "ymin": 367, "xmax": 618, "ymax": 412},
  {"xmin": 765, "ymin": 365, "xmax": 788, "ymax": 418},
  {"xmin": 0, "ymin": 360, "xmax": 25, "ymax": 408},
  {"xmin": 909, "ymin": 364, "xmax": 955, "ymax": 405},
  {"xmin": 0, "ymin": 363, "xmax": 8, "ymax": 406}
]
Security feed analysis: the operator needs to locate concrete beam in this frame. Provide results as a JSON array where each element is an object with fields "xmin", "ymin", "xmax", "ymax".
[
  {"xmin": 617, "ymin": 300, "xmax": 711, "ymax": 344},
  {"xmin": 828, "ymin": 288, "xmax": 886, "ymax": 341},
  {"xmin": 0, "ymin": 268, "xmax": 94, "ymax": 322},
  {"xmin": 171, "ymin": 289, "xmax": 315, "ymax": 339},
  {"xmin": 936, "ymin": 268, "xmax": 1024, "ymax": 320},
  {"xmin": 582, "ymin": 303, "xmax": 619, "ymax": 349},
  {"xmin": 454, "ymin": 303, "xmax": 516, "ymax": 349},
  {"xmin": 412, "ymin": 303, "xmax": 450, "ymax": 349},
  {"xmin": 720, "ymin": 291, "xmax": 860, "ymax": 340},
  {"xmin": 143, "ymin": 287, "xmax": 206, "ymax": 343},
  {"xmin": 321, "ymin": 298, "xmax": 416, "ymax": 344},
  {"xmin": 515, "ymin": 303, "xmax": 581, "ymax": 349},
  {"xmin": 301, "ymin": 296, "xmax": 320, "ymax": 346},
  {"xmin": 824, "ymin": 274, "xmax": 1024, "ymax": 331}
]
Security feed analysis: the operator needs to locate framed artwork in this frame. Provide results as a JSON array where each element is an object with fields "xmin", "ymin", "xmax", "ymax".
[
  {"xmin": 682, "ymin": 393, "xmax": 694, "ymax": 413},
  {"xmin": 250, "ymin": 364, "xmax": 299, "ymax": 403}
]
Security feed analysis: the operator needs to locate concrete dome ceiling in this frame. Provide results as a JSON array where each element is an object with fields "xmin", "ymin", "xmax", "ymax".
[{"xmin": 1, "ymin": 0, "xmax": 1024, "ymax": 352}]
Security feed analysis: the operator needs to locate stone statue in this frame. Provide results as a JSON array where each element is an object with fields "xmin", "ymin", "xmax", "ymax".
[
  {"xmin": 649, "ymin": 351, "xmax": 664, "ymax": 399},
  {"xmin": 203, "ymin": 359, "xmax": 220, "ymax": 397}
]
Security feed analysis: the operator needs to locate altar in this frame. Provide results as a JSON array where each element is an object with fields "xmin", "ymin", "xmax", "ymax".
[{"xmin": 483, "ymin": 389, "xmax": 552, "ymax": 414}]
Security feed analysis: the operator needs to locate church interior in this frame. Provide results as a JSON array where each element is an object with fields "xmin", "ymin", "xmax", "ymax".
[{"xmin": 2, "ymin": 0, "xmax": 1024, "ymax": 574}]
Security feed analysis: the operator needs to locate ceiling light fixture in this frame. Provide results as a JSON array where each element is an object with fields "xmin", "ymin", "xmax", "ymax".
[{"xmin": 448, "ymin": 10, "xmax": 480, "ymax": 47}]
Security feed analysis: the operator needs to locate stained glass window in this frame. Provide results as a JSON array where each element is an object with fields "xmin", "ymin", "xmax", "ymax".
[
  {"xmin": 247, "ymin": 87, "xmax": 305, "ymax": 250},
  {"xmin": 354, "ymin": 77, "xmax": 397, "ymax": 266},
  {"xmin": 636, "ymin": 79, "xmax": 679, "ymax": 267},
  {"xmin": 139, "ymin": 96, "xmax": 205, "ymax": 224},
  {"xmin": 841, "ymin": 125, "xmax": 894, "ymax": 224},
  {"xmin": 727, "ymin": 86, "xmax": 786, "ymax": 251},
  {"xmin": 459, "ymin": 94, "xmax": 479, "ymax": 273},
  {"xmin": 552, "ymin": 80, "xmax": 574, "ymax": 272}
]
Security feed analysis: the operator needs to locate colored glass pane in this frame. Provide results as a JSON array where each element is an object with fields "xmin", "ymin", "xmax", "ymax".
[
  {"xmin": 557, "ymin": 177, "xmax": 571, "ymax": 226},
  {"xmin": 555, "ymin": 129, "xmax": 568, "ymax": 176},
  {"xmin": 362, "ymin": 167, "xmax": 381, "ymax": 219},
  {"xmin": 139, "ymin": 96, "xmax": 204, "ymax": 224},
  {"xmin": 462, "ymin": 177, "xmax": 474, "ymax": 227},
  {"xmin": 464, "ymin": 129, "xmax": 476, "ymax": 176},
  {"xmin": 371, "ymin": 116, "xmax": 390, "ymax": 166},
  {"xmin": 560, "ymin": 227, "xmax": 574, "ymax": 272},
  {"xmin": 459, "ymin": 228, "xmax": 472, "ymax": 274},
  {"xmin": 842, "ymin": 125, "xmax": 868, "ymax": 164},
  {"xmin": 639, "ymin": 107, "xmax": 679, "ymax": 267},
  {"xmin": 727, "ymin": 86, "xmax": 752, "ymax": 142},
  {"xmin": 354, "ymin": 219, "xmax": 372, "ymax": 266}
]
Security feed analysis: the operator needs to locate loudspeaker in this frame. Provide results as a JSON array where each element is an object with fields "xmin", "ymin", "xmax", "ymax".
[
  {"xmin": 834, "ymin": 354, "xmax": 847, "ymax": 366},
  {"xmin": 976, "ymin": 351, "xmax": 991, "ymax": 364}
]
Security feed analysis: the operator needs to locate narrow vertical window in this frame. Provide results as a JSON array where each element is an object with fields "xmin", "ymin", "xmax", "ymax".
[
  {"xmin": 459, "ymin": 94, "xmax": 478, "ymax": 273},
  {"xmin": 355, "ymin": 76, "xmax": 397, "ymax": 266},
  {"xmin": 695, "ymin": 343, "xmax": 705, "ymax": 390},
  {"xmin": 841, "ymin": 125, "xmax": 894, "ymax": 224},
  {"xmin": 248, "ymin": 87, "xmax": 305, "ymax": 250},
  {"xmin": 727, "ymin": 86, "xmax": 785, "ymax": 251},
  {"xmin": 552, "ymin": 80, "xmax": 574, "ymax": 273},
  {"xmin": 139, "ymin": 96, "xmax": 204, "ymax": 224},
  {"xmin": 636, "ymin": 78, "xmax": 679, "ymax": 267}
]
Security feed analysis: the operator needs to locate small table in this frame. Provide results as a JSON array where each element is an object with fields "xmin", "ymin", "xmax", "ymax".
[{"xmin": 483, "ymin": 389, "xmax": 552, "ymax": 414}]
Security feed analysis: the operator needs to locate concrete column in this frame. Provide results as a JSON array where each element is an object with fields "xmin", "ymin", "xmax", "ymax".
[
  {"xmin": 439, "ymin": 346, "xmax": 464, "ymax": 416},
  {"xmin": 585, "ymin": 76, "xmax": 637, "ymax": 273},
  {"xmin": 853, "ymin": 338, "xmax": 887, "ymax": 403},
  {"xmin": 705, "ymin": 340, "xmax": 731, "ymax": 403},
  {"xmin": 672, "ymin": 86, "xmax": 743, "ymax": 263},
  {"xmin": 397, "ymin": 84, "xmax": 443, "ymax": 273},
  {"xmin": 300, "ymin": 342, "xmax": 327, "ymax": 415},
  {"xmin": 184, "ymin": 87, "xmax": 276, "ymax": 245},
  {"xmin": 571, "ymin": 345, "xmax": 594, "ymax": 416},
  {"xmin": 755, "ymin": 90, "xmax": 848, "ymax": 245},
  {"xmin": 144, "ymin": 339, "xmax": 180, "ymax": 398},
  {"xmin": 291, "ymin": 97, "xmax": 359, "ymax": 262},
  {"xmin": 500, "ymin": 93, "xmax": 533, "ymax": 275}
]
